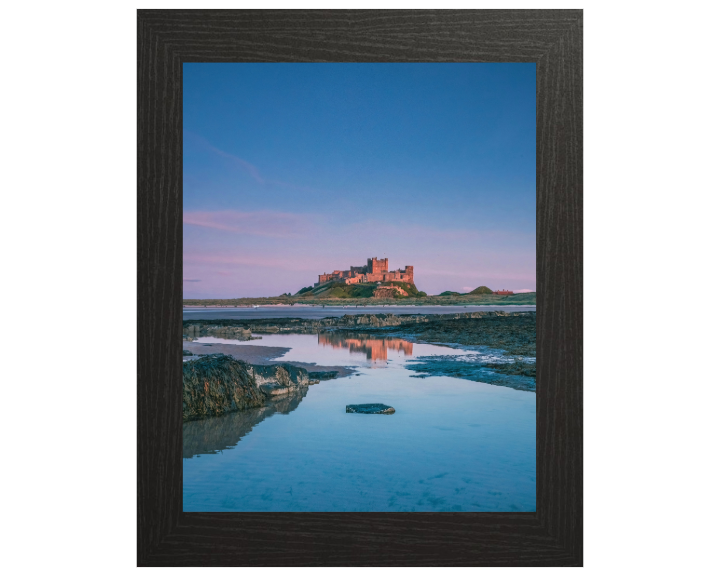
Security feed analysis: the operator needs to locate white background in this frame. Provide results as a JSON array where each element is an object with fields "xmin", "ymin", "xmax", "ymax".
[{"xmin": 1, "ymin": 1, "xmax": 717, "ymax": 574}]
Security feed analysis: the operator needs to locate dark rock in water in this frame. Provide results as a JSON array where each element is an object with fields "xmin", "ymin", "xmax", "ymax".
[
  {"xmin": 182, "ymin": 349, "xmax": 193, "ymax": 356},
  {"xmin": 308, "ymin": 371, "xmax": 339, "ymax": 380},
  {"xmin": 346, "ymin": 403, "xmax": 395, "ymax": 414}
]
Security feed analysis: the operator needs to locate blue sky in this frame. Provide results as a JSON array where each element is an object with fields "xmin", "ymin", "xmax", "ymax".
[{"xmin": 183, "ymin": 63, "xmax": 536, "ymax": 298}]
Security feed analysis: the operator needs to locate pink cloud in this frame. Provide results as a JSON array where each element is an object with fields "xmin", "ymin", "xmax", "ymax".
[
  {"xmin": 343, "ymin": 219, "xmax": 535, "ymax": 245},
  {"xmin": 184, "ymin": 252, "xmax": 321, "ymax": 273},
  {"xmin": 346, "ymin": 220, "xmax": 481, "ymax": 242},
  {"xmin": 183, "ymin": 210, "xmax": 319, "ymax": 238},
  {"xmin": 421, "ymin": 268, "xmax": 536, "ymax": 281}
]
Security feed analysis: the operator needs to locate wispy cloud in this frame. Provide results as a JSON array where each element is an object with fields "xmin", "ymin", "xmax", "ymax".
[
  {"xmin": 185, "ymin": 131, "xmax": 345, "ymax": 196},
  {"xmin": 344, "ymin": 219, "xmax": 534, "ymax": 244},
  {"xmin": 183, "ymin": 210, "xmax": 320, "ymax": 238},
  {"xmin": 185, "ymin": 131, "xmax": 264, "ymax": 183},
  {"xmin": 183, "ymin": 210, "xmax": 527, "ymax": 245},
  {"xmin": 421, "ymin": 268, "xmax": 536, "ymax": 281},
  {"xmin": 345, "ymin": 220, "xmax": 482, "ymax": 242},
  {"xmin": 184, "ymin": 252, "xmax": 321, "ymax": 273}
]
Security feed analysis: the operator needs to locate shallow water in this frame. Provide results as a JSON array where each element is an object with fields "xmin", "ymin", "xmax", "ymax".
[
  {"xmin": 183, "ymin": 333, "xmax": 536, "ymax": 512},
  {"xmin": 183, "ymin": 304, "xmax": 536, "ymax": 320}
]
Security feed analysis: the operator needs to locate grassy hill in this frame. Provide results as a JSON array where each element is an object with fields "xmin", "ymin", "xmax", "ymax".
[
  {"xmin": 313, "ymin": 282, "xmax": 377, "ymax": 299},
  {"xmin": 184, "ymin": 281, "xmax": 535, "ymax": 307},
  {"xmin": 442, "ymin": 286, "xmax": 498, "ymax": 296},
  {"xmin": 294, "ymin": 281, "xmax": 426, "ymax": 300}
]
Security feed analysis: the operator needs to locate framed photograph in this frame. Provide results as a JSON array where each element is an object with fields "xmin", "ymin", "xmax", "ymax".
[{"xmin": 138, "ymin": 9, "xmax": 582, "ymax": 566}]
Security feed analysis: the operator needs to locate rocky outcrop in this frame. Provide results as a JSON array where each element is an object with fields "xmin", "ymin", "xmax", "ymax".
[
  {"xmin": 252, "ymin": 326, "xmax": 279, "ymax": 333},
  {"xmin": 183, "ymin": 354, "xmax": 265, "ymax": 422},
  {"xmin": 373, "ymin": 286, "xmax": 408, "ymax": 298},
  {"xmin": 182, "ymin": 311, "xmax": 520, "ymax": 337},
  {"xmin": 250, "ymin": 363, "xmax": 310, "ymax": 397},
  {"xmin": 183, "ymin": 324, "xmax": 259, "ymax": 340},
  {"xmin": 182, "ymin": 354, "xmax": 313, "ymax": 422},
  {"xmin": 406, "ymin": 355, "xmax": 536, "ymax": 392}
]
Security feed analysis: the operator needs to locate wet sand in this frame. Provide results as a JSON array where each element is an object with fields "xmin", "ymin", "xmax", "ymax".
[{"xmin": 182, "ymin": 341, "xmax": 355, "ymax": 378}]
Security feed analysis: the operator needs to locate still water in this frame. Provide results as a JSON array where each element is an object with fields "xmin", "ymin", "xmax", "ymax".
[
  {"xmin": 183, "ymin": 333, "xmax": 536, "ymax": 512},
  {"xmin": 182, "ymin": 304, "xmax": 536, "ymax": 321}
]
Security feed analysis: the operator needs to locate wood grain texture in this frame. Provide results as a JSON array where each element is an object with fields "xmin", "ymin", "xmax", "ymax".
[{"xmin": 138, "ymin": 9, "xmax": 583, "ymax": 567}]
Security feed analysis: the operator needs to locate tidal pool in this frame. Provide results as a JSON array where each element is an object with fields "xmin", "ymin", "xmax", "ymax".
[{"xmin": 183, "ymin": 333, "xmax": 536, "ymax": 512}]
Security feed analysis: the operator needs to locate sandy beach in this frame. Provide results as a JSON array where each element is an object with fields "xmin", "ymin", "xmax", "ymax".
[{"xmin": 182, "ymin": 341, "xmax": 355, "ymax": 378}]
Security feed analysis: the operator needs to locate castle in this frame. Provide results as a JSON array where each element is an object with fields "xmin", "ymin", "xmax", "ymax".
[{"xmin": 316, "ymin": 257, "xmax": 414, "ymax": 287}]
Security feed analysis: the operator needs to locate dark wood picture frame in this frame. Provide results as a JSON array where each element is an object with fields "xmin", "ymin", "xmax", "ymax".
[{"xmin": 138, "ymin": 9, "xmax": 582, "ymax": 566}]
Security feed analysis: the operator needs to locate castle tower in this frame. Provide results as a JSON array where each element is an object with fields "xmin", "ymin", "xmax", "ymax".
[
  {"xmin": 367, "ymin": 257, "xmax": 389, "ymax": 274},
  {"xmin": 404, "ymin": 265, "xmax": 414, "ymax": 284}
]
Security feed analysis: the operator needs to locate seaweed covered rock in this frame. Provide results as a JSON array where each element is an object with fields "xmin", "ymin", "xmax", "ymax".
[
  {"xmin": 309, "ymin": 371, "xmax": 338, "ymax": 380},
  {"xmin": 182, "ymin": 323, "xmax": 257, "ymax": 340},
  {"xmin": 183, "ymin": 354, "xmax": 265, "ymax": 422},
  {"xmin": 182, "ymin": 311, "xmax": 532, "ymax": 337}
]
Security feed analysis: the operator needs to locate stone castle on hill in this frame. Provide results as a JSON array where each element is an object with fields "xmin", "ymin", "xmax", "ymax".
[{"xmin": 316, "ymin": 257, "xmax": 414, "ymax": 287}]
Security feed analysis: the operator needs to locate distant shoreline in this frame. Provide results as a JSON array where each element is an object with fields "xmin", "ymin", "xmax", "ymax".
[
  {"xmin": 183, "ymin": 304, "xmax": 537, "ymax": 309},
  {"xmin": 183, "ymin": 292, "xmax": 536, "ymax": 308}
]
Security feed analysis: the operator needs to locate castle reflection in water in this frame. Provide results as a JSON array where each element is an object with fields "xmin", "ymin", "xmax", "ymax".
[{"xmin": 318, "ymin": 333, "xmax": 413, "ymax": 362}]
